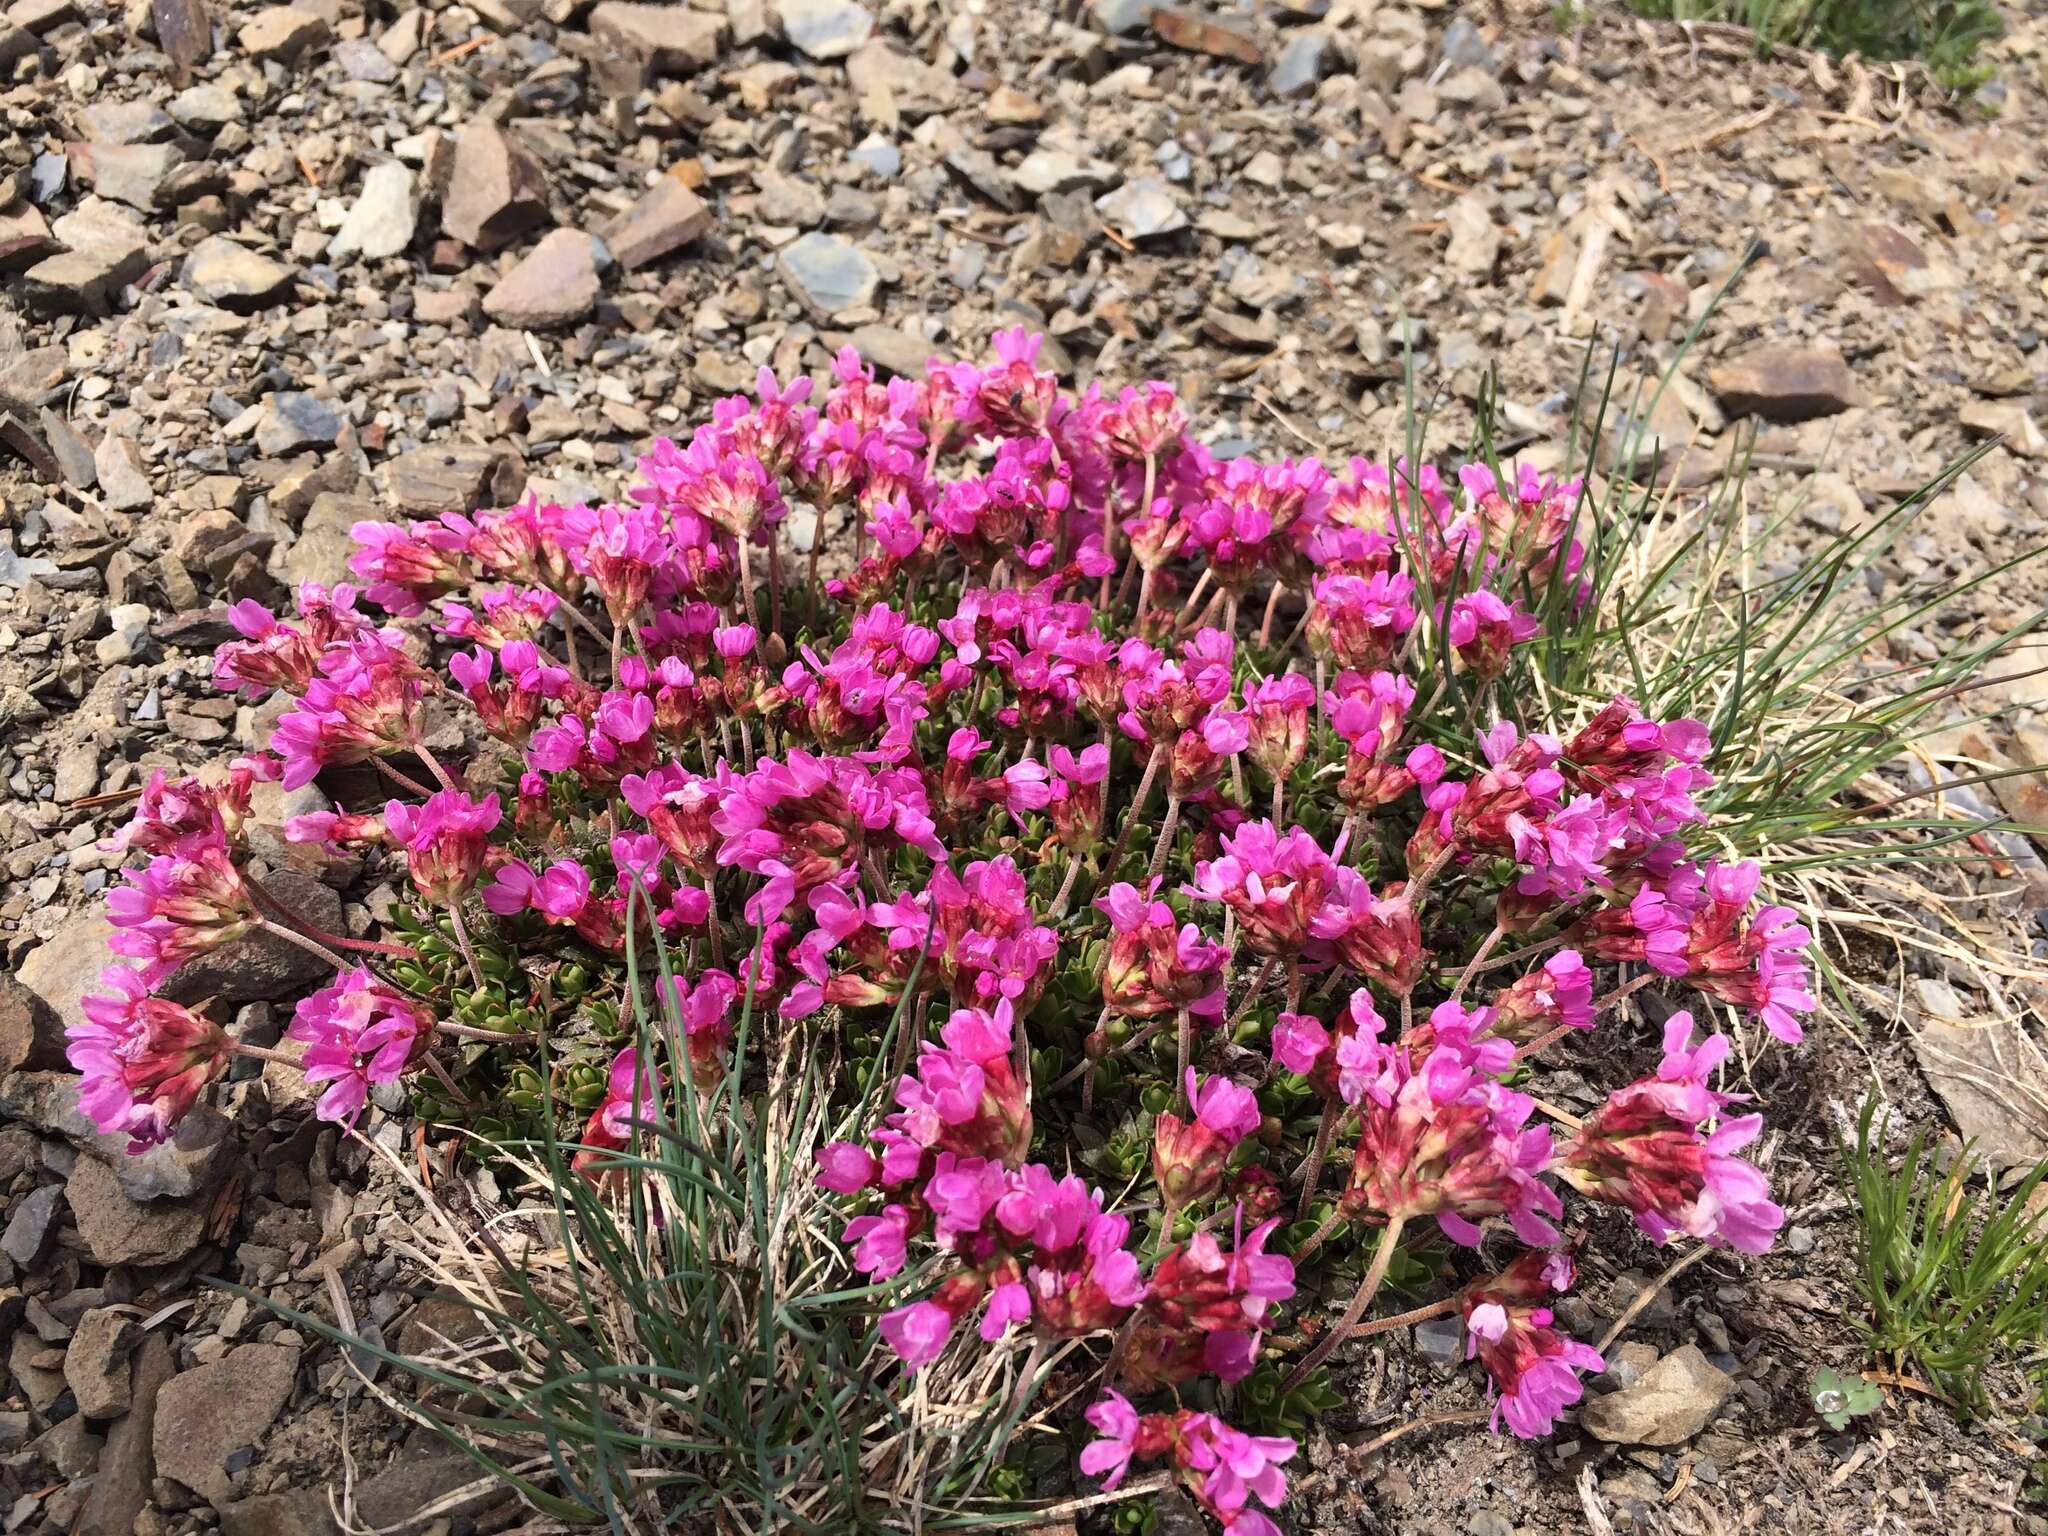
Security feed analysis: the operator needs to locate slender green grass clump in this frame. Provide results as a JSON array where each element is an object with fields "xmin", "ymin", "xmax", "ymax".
[
  {"xmin": 1842, "ymin": 1100, "xmax": 2048, "ymax": 1415},
  {"xmin": 1604, "ymin": 0, "xmax": 2005, "ymax": 93}
]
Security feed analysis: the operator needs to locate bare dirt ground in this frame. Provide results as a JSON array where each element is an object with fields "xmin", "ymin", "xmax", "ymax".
[{"xmin": 4, "ymin": 0, "xmax": 2048, "ymax": 1529}]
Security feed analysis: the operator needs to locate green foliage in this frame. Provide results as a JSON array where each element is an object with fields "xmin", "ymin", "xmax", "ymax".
[
  {"xmin": 1842, "ymin": 1100, "xmax": 2048, "ymax": 1414},
  {"xmin": 1613, "ymin": 0, "xmax": 2004, "ymax": 93},
  {"xmin": 1811, "ymin": 1366, "xmax": 1883, "ymax": 1429}
]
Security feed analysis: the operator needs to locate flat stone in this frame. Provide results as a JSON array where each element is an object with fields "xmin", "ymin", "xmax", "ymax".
[
  {"xmin": 846, "ymin": 324, "xmax": 933, "ymax": 378},
  {"xmin": 1444, "ymin": 191, "xmax": 1500, "ymax": 276},
  {"xmin": 238, "ymin": 5, "xmax": 329, "ymax": 61},
  {"xmin": 21, "ymin": 242, "xmax": 147, "ymax": 315},
  {"xmin": 255, "ymin": 390, "xmax": 343, "ymax": 455},
  {"xmin": 601, "ymin": 172, "xmax": 711, "ymax": 270},
  {"xmin": 79, "ymin": 1334, "xmax": 175, "ymax": 1536},
  {"xmin": 1910, "ymin": 980, "xmax": 2048, "ymax": 1166},
  {"xmin": 755, "ymin": 168, "xmax": 827, "ymax": 226},
  {"xmin": 481, "ymin": 228, "xmax": 603, "ymax": 329},
  {"xmin": 95, "ymin": 433, "xmax": 153, "ymax": 509},
  {"xmin": 589, "ymin": 0, "xmax": 724, "ymax": 73},
  {"xmin": 441, "ymin": 121, "xmax": 548, "ymax": 253},
  {"xmin": 384, "ymin": 444, "xmax": 524, "ymax": 514},
  {"xmin": 81, "ymin": 100, "xmax": 175, "ymax": 144},
  {"xmin": 84, "ymin": 142, "xmax": 186, "ymax": 211},
  {"xmin": 1095, "ymin": 176, "xmax": 1187, "ymax": 240},
  {"xmin": 1580, "ymin": 1345, "xmax": 1734, "ymax": 1446},
  {"xmin": 32, "ymin": 1415, "xmax": 102, "ymax": 1477},
  {"xmin": 65, "ymin": 1155, "xmax": 209, "ymax": 1267},
  {"xmin": 169, "ymin": 83, "xmax": 242, "ymax": 130},
  {"xmin": 776, "ymin": 0, "xmax": 871, "ymax": 59},
  {"xmin": 332, "ymin": 36, "xmax": 397, "ymax": 81},
  {"xmin": 329, "ymin": 161, "xmax": 417, "ymax": 261},
  {"xmin": 778, "ymin": 230, "xmax": 878, "ymax": 320},
  {"xmin": 160, "ymin": 868, "xmax": 343, "ymax": 1005},
  {"xmin": 844, "ymin": 38, "xmax": 956, "ymax": 114},
  {"xmin": 1013, "ymin": 148, "xmax": 1119, "ymax": 197},
  {"xmin": 17, "ymin": 916, "xmax": 120, "ymax": 1038},
  {"xmin": 1149, "ymin": 4, "xmax": 1262, "ymax": 65},
  {"xmin": 220, "ymin": 1489, "xmax": 340, "ymax": 1536},
  {"xmin": 152, "ymin": 0, "xmax": 212, "ymax": 70},
  {"xmin": 183, "ymin": 234, "xmax": 294, "ymax": 308},
  {"xmin": 1708, "ymin": 344, "xmax": 1861, "ymax": 422},
  {"xmin": 66, "ymin": 1307, "xmax": 141, "ymax": 1419},
  {"xmin": 153, "ymin": 1344, "xmax": 300, "ymax": 1507},
  {"xmin": 355, "ymin": 1454, "xmax": 506, "ymax": 1527}
]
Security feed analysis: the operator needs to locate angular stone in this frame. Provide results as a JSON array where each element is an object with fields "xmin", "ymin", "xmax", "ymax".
[
  {"xmin": 588, "ymin": 0, "xmax": 723, "ymax": 73},
  {"xmin": 169, "ymin": 82, "xmax": 240, "ymax": 130},
  {"xmin": 1707, "ymin": 344, "xmax": 1860, "ymax": 423},
  {"xmin": 182, "ymin": 234, "xmax": 293, "ymax": 308},
  {"xmin": 2, "ymin": 1183, "xmax": 61, "ymax": 1267},
  {"xmin": 256, "ymin": 391, "xmax": 343, "ymax": 455},
  {"xmin": 17, "ymin": 916, "xmax": 120, "ymax": 1039},
  {"xmin": 160, "ymin": 869, "xmax": 343, "ymax": 1005},
  {"xmin": 384, "ymin": 444, "xmax": 525, "ymax": 514},
  {"xmin": 84, "ymin": 142, "xmax": 185, "ymax": 211},
  {"xmin": 65, "ymin": 1155, "xmax": 209, "ymax": 1267},
  {"xmin": 81, "ymin": 100, "xmax": 175, "ymax": 144},
  {"xmin": 1910, "ymin": 979, "xmax": 2048, "ymax": 1166},
  {"xmin": 0, "ymin": 970, "xmax": 65, "ymax": 1075},
  {"xmin": 1095, "ymin": 176, "xmax": 1186, "ymax": 240},
  {"xmin": 1269, "ymin": 29, "xmax": 1327, "ymax": 97},
  {"xmin": 0, "ymin": 200, "xmax": 54, "ymax": 271},
  {"xmin": 1444, "ymin": 192, "xmax": 1499, "ymax": 276},
  {"xmin": 153, "ymin": 0, "xmax": 213, "ymax": 71},
  {"xmin": 778, "ymin": 230, "xmax": 878, "ymax": 320},
  {"xmin": 95, "ymin": 433, "xmax": 154, "ymax": 510},
  {"xmin": 1580, "ymin": 1345, "xmax": 1734, "ymax": 1446},
  {"xmin": 238, "ymin": 4, "xmax": 329, "ymax": 61},
  {"xmin": 79, "ymin": 1334, "xmax": 175, "ymax": 1536},
  {"xmin": 601, "ymin": 173, "xmax": 711, "ymax": 271},
  {"xmin": 280, "ymin": 491, "xmax": 370, "ymax": 587},
  {"xmin": 355, "ymin": 1454, "xmax": 506, "ymax": 1528},
  {"xmin": 329, "ymin": 162, "xmax": 416, "ymax": 261},
  {"xmin": 66, "ymin": 1308, "xmax": 141, "ymax": 1419},
  {"xmin": 1150, "ymin": 4, "xmax": 1262, "ymax": 65},
  {"xmin": 0, "ymin": 1070, "xmax": 233, "ymax": 1200},
  {"xmin": 32, "ymin": 1415, "xmax": 102, "ymax": 1477},
  {"xmin": 846, "ymin": 324, "xmax": 933, "ymax": 378},
  {"xmin": 333, "ymin": 36, "xmax": 397, "ymax": 81},
  {"xmin": 154, "ymin": 1344, "xmax": 300, "ymax": 1507},
  {"xmin": 844, "ymin": 38, "xmax": 957, "ymax": 115},
  {"xmin": 755, "ymin": 168, "xmax": 827, "ymax": 226},
  {"xmin": 776, "ymin": 0, "xmax": 871, "ymax": 59},
  {"xmin": 481, "ymin": 227, "xmax": 603, "ymax": 329},
  {"xmin": 441, "ymin": 122, "xmax": 548, "ymax": 253},
  {"xmin": 219, "ymin": 1489, "xmax": 339, "ymax": 1536},
  {"xmin": 1013, "ymin": 148, "xmax": 1118, "ymax": 197}
]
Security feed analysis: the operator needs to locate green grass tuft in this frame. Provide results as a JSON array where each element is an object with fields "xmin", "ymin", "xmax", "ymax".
[{"xmin": 1612, "ymin": 0, "xmax": 2005, "ymax": 93}]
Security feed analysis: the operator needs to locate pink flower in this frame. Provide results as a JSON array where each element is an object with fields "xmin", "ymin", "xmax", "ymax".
[
  {"xmin": 1079, "ymin": 1391, "xmax": 1143, "ymax": 1488},
  {"xmin": 1097, "ymin": 880, "xmax": 1227, "ymax": 1023},
  {"xmin": 1188, "ymin": 821, "xmax": 1340, "ymax": 957},
  {"xmin": 1154, "ymin": 1071, "xmax": 1262, "ymax": 1211},
  {"xmin": 878, "ymin": 1299, "xmax": 955, "ymax": 1369},
  {"xmin": 349, "ymin": 518, "xmax": 467, "ymax": 615},
  {"xmin": 1490, "ymin": 950, "xmax": 1596, "ymax": 1041},
  {"xmin": 1459, "ymin": 1253, "xmax": 1604, "ymax": 1437},
  {"xmin": 572, "ymin": 1047, "xmax": 664, "ymax": 1179},
  {"xmin": 384, "ymin": 791, "xmax": 502, "ymax": 904},
  {"xmin": 1242, "ymin": 673, "xmax": 1315, "ymax": 784},
  {"xmin": 105, "ymin": 843, "xmax": 258, "ymax": 985},
  {"xmin": 287, "ymin": 968, "xmax": 435, "ymax": 1126},
  {"xmin": 815, "ymin": 1140, "xmax": 880, "ymax": 1193},
  {"xmin": 1445, "ymin": 590, "xmax": 1541, "ymax": 682},
  {"xmin": 69, "ymin": 966, "xmax": 231, "ymax": 1150}
]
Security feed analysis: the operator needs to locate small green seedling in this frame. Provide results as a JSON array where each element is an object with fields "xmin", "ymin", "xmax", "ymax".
[{"xmin": 1812, "ymin": 1367, "xmax": 1883, "ymax": 1431}]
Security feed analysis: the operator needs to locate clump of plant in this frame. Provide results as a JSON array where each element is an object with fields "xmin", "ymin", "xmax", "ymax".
[
  {"xmin": 73, "ymin": 332, "xmax": 1827, "ymax": 1528},
  {"xmin": 1615, "ymin": 0, "xmax": 2004, "ymax": 93},
  {"xmin": 1843, "ymin": 1100, "xmax": 2048, "ymax": 1416}
]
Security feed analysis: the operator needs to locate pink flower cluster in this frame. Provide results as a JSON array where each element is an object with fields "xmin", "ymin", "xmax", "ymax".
[{"xmin": 69, "ymin": 331, "xmax": 1824, "ymax": 1535}]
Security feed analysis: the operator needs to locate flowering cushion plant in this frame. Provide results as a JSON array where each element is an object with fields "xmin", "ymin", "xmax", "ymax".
[{"xmin": 74, "ymin": 329, "xmax": 1814, "ymax": 1528}]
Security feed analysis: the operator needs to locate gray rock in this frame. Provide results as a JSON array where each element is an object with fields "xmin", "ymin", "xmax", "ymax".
[
  {"xmin": 1440, "ymin": 15, "xmax": 1495, "ymax": 70},
  {"xmin": 87, "ymin": 142, "xmax": 185, "ymax": 211},
  {"xmin": 1269, "ymin": 29, "xmax": 1328, "ymax": 97},
  {"xmin": 153, "ymin": 1344, "xmax": 300, "ymax": 1507},
  {"xmin": 1412, "ymin": 1314, "xmax": 1464, "ymax": 1367},
  {"xmin": 332, "ymin": 37, "xmax": 397, "ymax": 81},
  {"xmin": 2, "ymin": 1184, "xmax": 61, "ymax": 1266},
  {"xmin": 0, "ymin": 969, "xmax": 66, "ymax": 1075},
  {"xmin": 1012, "ymin": 148, "xmax": 1118, "ymax": 197},
  {"xmin": 96, "ymin": 602, "xmax": 156, "ymax": 664},
  {"xmin": 281, "ymin": 492, "xmax": 374, "ymax": 587},
  {"xmin": 82, "ymin": 100, "xmax": 175, "ymax": 145},
  {"xmin": 22, "ymin": 242, "xmax": 148, "ymax": 315},
  {"xmin": 64, "ymin": 1156, "xmax": 209, "ymax": 1267},
  {"xmin": 355, "ymin": 1454, "xmax": 506, "ymax": 1527},
  {"xmin": 94, "ymin": 434, "xmax": 153, "ymax": 510},
  {"xmin": 66, "ymin": 1308, "xmax": 141, "ymax": 1419},
  {"xmin": 168, "ymin": 83, "xmax": 241, "ymax": 129},
  {"xmin": 1444, "ymin": 192, "xmax": 1500, "ymax": 276},
  {"xmin": 755, "ymin": 168, "xmax": 828, "ymax": 226},
  {"xmin": 255, "ymin": 391, "xmax": 343, "ymax": 455},
  {"xmin": 847, "ymin": 324, "xmax": 935, "ymax": 378},
  {"xmin": 32, "ymin": 1415, "xmax": 103, "ymax": 1478},
  {"xmin": 329, "ymin": 162, "xmax": 416, "ymax": 261},
  {"xmin": 220, "ymin": 1489, "xmax": 339, "ymax": 1536},
  {"xmin": 183, "ymin": 236, "xmax": 294, "ymax": 308},
  {"xmin": 849, "ymin": 133, "xmax": 900, "ymax": 178},
  {"xmin": 53, "ymin": 739, "xmax": 101, "ymax": 801},
  {"xmin": 1580, "ymin": 1345, "xmax": 1735, "ymax": 1446},
  {"xmin": 777, "ymin": 0, "xmax": 871, "ymax": 59},
  {"xmin": 481, "ymin": 228, "xmax": 604, "ymax": 329},
  {"xmin": 17, "ymin": 916, "xmax": 120, "ymax": 1033},
  {"xmin": 778, "ymin": 231, "xmax": 878, "ymax": 320},
  {"xmin": 0, "ymin": 1071, "xmax": 234, "ymax": 1201},
  {"xmin": 589, "ymin": 0, "xmax": 724, "ymax": 73},
  {"xmin": 79, "ymin": 1334, "xmax": 175, "ymax": 1536},
  {"xmin": 441, "ymin": 122, "xmax": 548, "ymax": 253},
  {"xmin": 1095, "ymin": 176, "xmax": 1187, "ymax": 240}
]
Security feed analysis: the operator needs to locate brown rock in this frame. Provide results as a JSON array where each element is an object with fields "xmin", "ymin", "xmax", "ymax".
[
  {"xmin": 601, "ymin": 173, "xmax": 712, "ymax": 271},
  {"xmin": 152, "ymin": 0, "xmax": 212, "ymax": 72},
  {"xmin": 1149, "ymin": 4, "xmax": 1262, "ymax": 65},
  {"xmin": 0, "ymin": 971, "xmax": 65, "ymax": 1075},
  {"xmin": 64, "ymin": 1156, "xmax": 209, "ymax": 1267},
  {"xmin": 441, "ymin": 122, "xmax": 548, "ymax": 253},
  {"xmin": 22, "ymin": 242, "xmax": 149, "ymax": 315},
  {"xmin": 78, "ymin": 1333, "xmax": 175, "ymax": 1536},
  {"xmin": 82, "ymin": 142, "xmax": 185, "ymax": 212},
  {"xmin": 588, "ymin": 0, "xmax": 724, "ymax": 73},
  {"xmin": 1707, "ymin": 344, "xmax": 1860, "ymax": 423},
  {"xmin": 1580, "ymin": 1345, "xmax": 1734, "ymax": 1445},
  {"xmin": 385, "ymin": 443, "xmax": 525, "ymax": 514},
  {"xmin": 153, "ymin": 1344, "xmax": 300, "ymax": 1507},
  {"xmin": 238, "ymin": 4, "xmax": 329, "ymax": 61},
  {"xmin": 65, "ymin": 1308, "xmax": 141, "ymax": 1419},
  {"xmin": 481, "ymin": 228, "xmax": 602, "ymax": 329}
]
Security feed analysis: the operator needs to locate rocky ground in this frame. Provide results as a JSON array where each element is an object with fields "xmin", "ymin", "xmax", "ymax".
[{"xmin": 4, "ymin": 0, "xmax": 2048, "ymax": 1529}]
